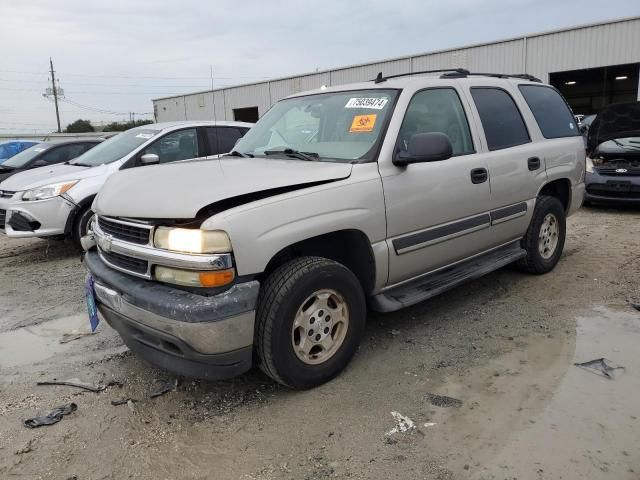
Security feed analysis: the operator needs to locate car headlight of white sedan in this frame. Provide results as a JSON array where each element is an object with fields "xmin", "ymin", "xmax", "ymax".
[{"xmin": 22, "ymin": 180, "xmax": 79, "ymax": 201}]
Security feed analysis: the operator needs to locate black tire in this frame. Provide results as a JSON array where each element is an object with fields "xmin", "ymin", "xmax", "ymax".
[
  {"xmin": 71, "ymin": 205, "xmax": 94, "ymax": 247},
  {"xmin": 255, "ymin": 256, "xmax": 366, "ymax": 389},
  {"xmin": 518, "ymin": 195, "xmax": 566, "ymax": 274}
]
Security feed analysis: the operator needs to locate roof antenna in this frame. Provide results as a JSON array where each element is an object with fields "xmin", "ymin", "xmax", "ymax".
[{"xmin": 374, "ymin": 72, "xmax": 385, "ymax": 84}]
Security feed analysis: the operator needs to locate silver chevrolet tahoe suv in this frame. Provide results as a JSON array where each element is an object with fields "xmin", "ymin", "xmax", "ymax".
[{"xmin": 83, "ymin": 70, "xmax": 585, "ymax": 389}]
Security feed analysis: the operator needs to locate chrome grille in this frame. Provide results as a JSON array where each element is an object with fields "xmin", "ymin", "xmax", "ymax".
[
  {"xmin": 98, "ymin": 216, "xmax": 151, "ymax": 245},
  {"xmin": 100, "ymin": 250, "xmax": 149, "ymax": 275}
]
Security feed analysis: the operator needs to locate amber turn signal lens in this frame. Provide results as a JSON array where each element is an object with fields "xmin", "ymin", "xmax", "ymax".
[
  {"xmin": 198, "ymin": 269, "xmax": 235, "ymax": 287},
  {"xmin": 154, "ymin": 266, "xmax": 235, "ymax": 287}
]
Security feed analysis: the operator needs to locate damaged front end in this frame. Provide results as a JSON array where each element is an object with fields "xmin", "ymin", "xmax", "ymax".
[{"xmin": 585, "ymin": 102, "xmax": 640, "ymax": 205}]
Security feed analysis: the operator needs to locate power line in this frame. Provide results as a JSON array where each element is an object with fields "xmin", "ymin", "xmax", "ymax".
[
  {"xmin": 0, "ymin": 78, "xmax": 212, "ymax": 88},
  {"xmin": 0, "ymin": 69, "xmax": 270, "ymax": 81}
]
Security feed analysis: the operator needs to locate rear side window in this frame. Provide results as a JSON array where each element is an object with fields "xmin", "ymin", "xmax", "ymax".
[
  {"xmin": 206, "ymin": 127, "xmax": 244, "ymax": 155},
  {"xmin": 471, "ymin": 88, "xmax": 530, "ymax": 151},
  {"xmin": 39, "ymin": 144, "xmax": 86, "ymax": 164},
  {"xmin": 518, "ymin": 85, "xmax": 579, "ymax": 139}
]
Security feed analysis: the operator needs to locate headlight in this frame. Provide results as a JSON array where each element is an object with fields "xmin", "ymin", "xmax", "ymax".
[
  {"xmin": 153, "ymin": 227, "xmax": 232, "ymax": 254},
  {"xmin": 22, "ymin": 180, "xmax": 78, "ymax": 201},
  {"xmin": 585, "ymin": 157, "xmax": 594, "ymax": 173},
  {"xmin": 155, "ymin": 266, "xmax": 235, "ymax": 287}
]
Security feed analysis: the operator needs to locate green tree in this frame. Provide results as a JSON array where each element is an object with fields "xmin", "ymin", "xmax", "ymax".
[
  {"xmin": 64, "ymin": 119, "xmax": 94, "ymax": 133},
  {"xmin": 103, "ymin": 119, "xmax": 154, "ymax": 132}
]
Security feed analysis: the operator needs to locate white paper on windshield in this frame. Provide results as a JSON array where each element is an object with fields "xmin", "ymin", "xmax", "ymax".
[
  {"xmin": 345, "ymin": 98, "xmax": 388, "ymax": 110},
  {"xmin": 136, "ymin": 133, "xmax": 154, "ymax": 139}
]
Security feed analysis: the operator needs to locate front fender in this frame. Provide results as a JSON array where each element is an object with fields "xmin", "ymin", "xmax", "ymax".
[{"xmin": 200, "ymin": 163, "xmax": 387, "ymax": 278}]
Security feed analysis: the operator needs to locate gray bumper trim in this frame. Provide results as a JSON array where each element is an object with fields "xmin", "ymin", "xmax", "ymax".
[{"xmin": 84, "ymin": 250, "xmax": 259, "ymax": 323}]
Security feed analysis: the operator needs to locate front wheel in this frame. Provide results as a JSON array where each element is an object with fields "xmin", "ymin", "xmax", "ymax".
[
  {"xmin": 71, "ymin": 205, "xmax": 95, "ymax": 247},
  {"xmin": 518, "ymin": 195, "xmax": 566, "ymax": 274},
  {"xmin": 255, "ymin": 257, "xmax": 366, "ymax": 389}
]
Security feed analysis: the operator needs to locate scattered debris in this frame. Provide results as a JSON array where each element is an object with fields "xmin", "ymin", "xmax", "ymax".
[
  {"xmin": 15, "ymin": 438, "xmax": 36, "ymax": 455},
  {"xmin": 390, "ymin": 329, "xmax": 400, "ymax": 336},
  {"xmin": 574, "ymin": 358, "xmax": 625, "ymax": 379},
  {"xmin": 60, "ymin": 331, "xmax": 95, "ymax": 344},
  {"xmin": 150, "ymin": 378, "xmax": 179, "ymax": 398},
  {"xmin": 37, "ymin": 378, "xmax": 122, "ymax": 393},
  {"xmin": 385, "ymin": 411, "xmax": 416, "ymax": 436},
  {"xmin": 111, "ymin": 398, "xmax": 138, "ymax": 406},
  {"xmin": 23, "ymin": 403, "xmax": 77, "ymax": 428},
  {"xmin": 423, "ymin": 422, "xmax": 437, "ymax": 428},
  {"xmin": 425, "ymin": 393, "xmax": 463, "ymax": 408}
]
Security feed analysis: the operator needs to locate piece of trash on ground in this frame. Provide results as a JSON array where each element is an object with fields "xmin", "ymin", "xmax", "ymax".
[
  {"xmin": 23, "ymin": 403, "xmax": 77, "ymax": 429},
  {"xmin": 425, "ymin": 393, "xmax": 463, "ymax": 408},
  {"xmin": 15, "ymin": 439, "xmax": 36, "ymax": 454},
  {"xmin": 423, "ymin": 422, "xmax": 437, "ymax": 428},
  {"xmin": 385, "ymin": 411, "xmax": 416, "ymax": 436},
  {"xmin": 150, "ymin": 378, "xmax": 178, "ymax": 398},
  {"xmin": 37, "ymin": 378, "xmax": 122, "ymax": 393},
  {"xmin": 574, "ymin": 358, "xmax": 625, "ymax": 379},
  {"xmin": 111, "ymin": 398, "xmax": 138, "ymax": 406},
  {"xmin": 60, "ymin": 331, "xmax": 95, "ymax": 344}
]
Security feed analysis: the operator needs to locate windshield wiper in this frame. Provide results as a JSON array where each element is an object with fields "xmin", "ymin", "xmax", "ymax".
[
  {"xmin": 264, "ymin": 148, "xmax": 319, "ymax": 161},
  {"xmin": 225, "ymin": 150, "xmax": 254, "ymax": 158},
  {"xmin": 69, "ymin": 162, "xmax": 92, "ymax": 167}
]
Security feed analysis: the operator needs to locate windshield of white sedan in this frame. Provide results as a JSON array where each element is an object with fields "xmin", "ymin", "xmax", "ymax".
[
  {"xmin": 233, "ymin": 89, "xmax": 398, "ymax": 162},
  {"xmin": 69, "ymin": 129, "xmax": 159, "ymax": 166}
]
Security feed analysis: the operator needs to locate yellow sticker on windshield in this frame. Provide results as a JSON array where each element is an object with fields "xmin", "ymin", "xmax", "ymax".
[{"xmin": 349, "ymin": 114, "xmax": 377, "ymax": 133}]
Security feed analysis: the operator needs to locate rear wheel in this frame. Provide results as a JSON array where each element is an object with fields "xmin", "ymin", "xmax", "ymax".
[
  {"xmin": 71, "ymin": 205, "xmax": 94, "ymax": 247},
  {"xmin": 255, "ymin": 256, "xmax": 366, "ymax": 389},
  {"xmin": 518, "ymin": 195, "xmax": 566, "ymax": 274}
]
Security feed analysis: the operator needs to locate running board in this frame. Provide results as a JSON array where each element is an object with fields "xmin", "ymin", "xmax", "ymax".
[{"xmin": 370, "ymin": 241, "xmax": 526, "ymax": 312}]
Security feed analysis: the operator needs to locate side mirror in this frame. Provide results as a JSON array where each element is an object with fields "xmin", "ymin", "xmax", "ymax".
[
  {"xmin": 140, "ymin": 153, "xmax": 160, "ymax": 165},
  {"xmin": 393, "ymin": 132, "xmax": 453, "ymax": 166},
  {"xmin": 32, "ymin": 159, "xmax": 47, "ymax": 167}
]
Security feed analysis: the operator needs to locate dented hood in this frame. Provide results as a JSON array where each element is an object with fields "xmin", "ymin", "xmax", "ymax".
[
  {"xmin": 95, "ymin": 157, "xmax": 352, "ymax": 219},
  {"xmin": 587, "ymin": 102, "xmax": 640, "ymax": 153}
]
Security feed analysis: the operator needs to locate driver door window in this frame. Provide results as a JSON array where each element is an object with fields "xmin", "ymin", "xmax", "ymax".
[
  {"xmin": 143, "ymin": 129, "xmax": 199, "ymax": 163},
  {"xmin": 396, "ymin": 88, "xmax": 474, "ymax": 156}
]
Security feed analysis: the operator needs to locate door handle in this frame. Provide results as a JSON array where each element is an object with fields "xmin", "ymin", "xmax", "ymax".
[
  {"xmin": 528, "ymin": 156, "xmax": 541, "ymax": 171},
  {"xmin": 470, "ymin": 168, "xmax": 488, "ymax": 184}
]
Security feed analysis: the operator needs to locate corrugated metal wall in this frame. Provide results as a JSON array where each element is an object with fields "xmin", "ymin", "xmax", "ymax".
[{"xmin": 154, "ymin": 17, "xmax": 640, "ymax": 123}]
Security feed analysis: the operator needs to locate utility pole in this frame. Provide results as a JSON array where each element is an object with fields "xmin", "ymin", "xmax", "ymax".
[{"xmin": 49, "ymin": 58, "xmax": 61, "ymax": 133}]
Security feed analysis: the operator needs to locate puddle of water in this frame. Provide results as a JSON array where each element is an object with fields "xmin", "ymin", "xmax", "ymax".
[
  {"xmin": 467, "ymin": 306, "xmax": 640, "ymax": 479},
  {"xmin": 0, "ymin": 314, "xmax": 90, "ymax": 369}
]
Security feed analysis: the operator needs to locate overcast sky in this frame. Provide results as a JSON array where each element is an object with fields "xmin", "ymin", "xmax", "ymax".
[{"xmin": 1, "ymin": 0, "xmax": 638, "ymax": 132}]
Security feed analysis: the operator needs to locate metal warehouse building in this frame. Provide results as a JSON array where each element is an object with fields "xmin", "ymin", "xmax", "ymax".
[{"xmin": 153, "ymin": 16, "xmax": 640, "ymax": 123}]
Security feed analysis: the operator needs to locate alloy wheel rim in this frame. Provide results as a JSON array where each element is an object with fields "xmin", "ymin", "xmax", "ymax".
[
  {"xmin": 538, "ymin": 213, "xmax": 559, "ymax": 260},
  {"xmin": 291, "ymin": 289, "xmax": 349, "ymax": 365}
]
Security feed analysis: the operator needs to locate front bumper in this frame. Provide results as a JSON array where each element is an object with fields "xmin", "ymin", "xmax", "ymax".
[
  {"xmin": 84, "ymin": 250, "xmax": 259, "ymax": 380},
  {"xmin": 585, "ymin": 171, "xmax": 640, "ymax": 205},
  {"xmin": 0, "ymin": 193, "xmax": 75, "ymax": 237}
]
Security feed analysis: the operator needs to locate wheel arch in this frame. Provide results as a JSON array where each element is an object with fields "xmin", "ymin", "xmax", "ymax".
[
  {"xmin": 258, "ymin": 229, "xmax": 377, "ymax": 296},
  {"xmin": 537, "ymin": 178, "xmax": 571, "ymax": 212},
  {"xmin": 63, "ymin": 194, "xmax": 96, "ymax": 235}
]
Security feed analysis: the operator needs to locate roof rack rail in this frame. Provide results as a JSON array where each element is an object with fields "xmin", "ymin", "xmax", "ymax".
[
  {"xmin": 372, "ymin": 69, "xmax": 542, "ymax": 84},
  {"xmin": 440, "ymin": 71, "xmax": 542, "ymax": 82},
  {"xmin": 373, "ymin": 69, "xmax": 470, "ymax": 83}
]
